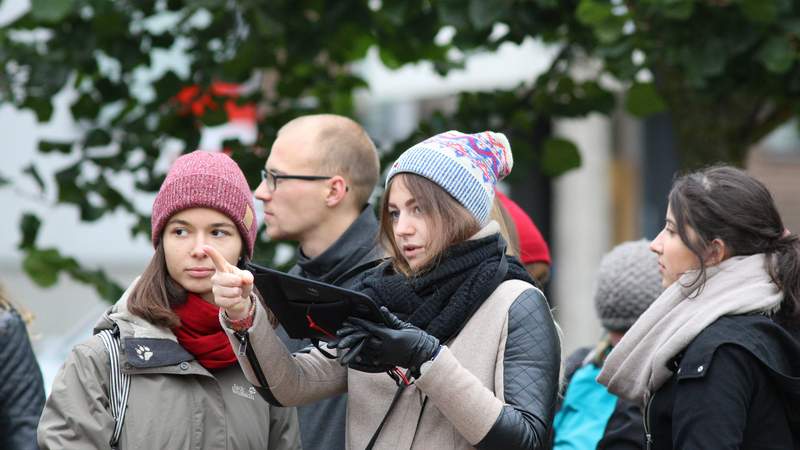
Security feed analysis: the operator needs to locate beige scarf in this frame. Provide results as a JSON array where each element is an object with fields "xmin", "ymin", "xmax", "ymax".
[{"xmin": 596, "ymin": 254, "xmax": 782, "ymax": 407}]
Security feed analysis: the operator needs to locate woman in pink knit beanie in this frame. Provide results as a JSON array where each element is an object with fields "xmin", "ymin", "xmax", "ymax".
[{"xmin": 38, "ymin": 151, "xmax": 300, "ymax": 450}]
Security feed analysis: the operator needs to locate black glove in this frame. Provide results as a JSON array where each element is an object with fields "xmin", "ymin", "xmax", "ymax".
[
  {"xmin": 333, "ymin": 307, "xmax": 440, "ymax": 378},
  {"xmin": 330, "ymin": 322, "xmax": 387, "ymax": 373}
]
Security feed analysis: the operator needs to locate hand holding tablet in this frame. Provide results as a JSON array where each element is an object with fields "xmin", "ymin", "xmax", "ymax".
[{"xmin": 245, "ymin": 262, "xmax": 388, "ymax": 342}]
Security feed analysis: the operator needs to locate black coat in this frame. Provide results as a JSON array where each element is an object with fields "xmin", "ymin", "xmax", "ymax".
[
  {"xmin": 646, "ymin": 314, "xmax": 800, "ymax": 450},
  {"xmin": 0, "ymin": 307, "xmax": 45, "ymax": 450}
]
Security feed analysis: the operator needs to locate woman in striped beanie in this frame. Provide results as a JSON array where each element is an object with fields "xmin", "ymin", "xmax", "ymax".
[{"xmin": 211, "ymin": 131, "xmax": 561, "ymax": 449}]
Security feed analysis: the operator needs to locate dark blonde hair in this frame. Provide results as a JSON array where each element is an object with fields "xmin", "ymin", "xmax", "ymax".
[
  {"xmin": 491, "ymin": 197, "xmax": 520, "ymax": 258},
  {"xmin": 380, "ymin": 173, "xmax": 481, "ymax": 276},
  {"xmin": 0, "ymin": 283, "xmax": 34, "ymax": 326}
]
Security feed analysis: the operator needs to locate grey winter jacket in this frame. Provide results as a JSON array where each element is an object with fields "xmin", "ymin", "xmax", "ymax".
[
  {"xmin": 37, "ymin": 284, "xmax": 300, "ymax": 450},
  {"xmin": 1, "ymin": 307, "xmax": 45, "ymax": 450}
]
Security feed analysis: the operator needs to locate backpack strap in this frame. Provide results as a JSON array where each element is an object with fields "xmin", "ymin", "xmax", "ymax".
[{"xmin": 98, "ymin": 326, "xmax": 131, "ymax": 449}]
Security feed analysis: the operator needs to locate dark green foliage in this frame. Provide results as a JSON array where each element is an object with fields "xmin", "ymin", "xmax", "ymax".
[{"xmin": 2, "ymin": 0, "xmax": 799, "ymax": 301}]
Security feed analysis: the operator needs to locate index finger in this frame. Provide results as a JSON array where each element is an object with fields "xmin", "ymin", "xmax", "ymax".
[
  {"xmin": 202, "ymin": 245, "xmax": 234, "ymax": 274},
  {"xmin": 346, "ymin": 316, "xmax": 383, "ymax": 334}
]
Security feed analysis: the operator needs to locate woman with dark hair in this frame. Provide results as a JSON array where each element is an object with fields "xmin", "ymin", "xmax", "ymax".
[
  {"xmin": 0, "ymin": 285, "xmax": 45, "ymax": 450},
  {"xmin": 598, "ymin": 165, "xmax": 800, "ymax": 449},
  {"xmin": 210, "ymin": 130, "xmax": 561, "ymax": 449},
  {"xmin": 38, "ymin": 151, "xmax": 299, "ymax": 449}
]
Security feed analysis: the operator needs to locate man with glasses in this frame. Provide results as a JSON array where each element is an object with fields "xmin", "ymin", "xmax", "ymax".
[{"xmin": 249, "ymin": 114, "xmax": 384, "ymax": 450}]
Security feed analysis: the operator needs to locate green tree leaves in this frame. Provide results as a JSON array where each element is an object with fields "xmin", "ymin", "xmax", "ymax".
[
  {"xmin": 5, "ymin": 0, "xmax": 800, "ymax": 301},
  {"xmin": 22, "ymin": 248, "xmax": 64, "ymax": 287},
  {"xmin": 30, "ymin": 0, "xmax": 76, "ymax": 23},
  {"xmin": 541, "ymin": 138, "xmax": 581, "ymax": 177},
  {"xmin": 647, "ymin": 0, "xmax": 694, "ymax": 21},
  {"xmin": 21, "ymin": 246, "xmax": 124, "ymax": 300},
  {"xmin": 18, "ymin": 213, "xmax": 41, "ymax": 251},
  {"xmin": 576, "ymin": 0, "xmax": 626, "ymax": 44},
  {"xmin": 18, "ymin": 212, "xmax": 124, "ymax": 299},
  {"xmin": 740, "ymin": 0, "xmax": 779, "ymax": 24},
  {"xmin": 758, "ymin": 35, "xmax": 796, "ymax": 73},
  {"xmin": 468, "ymin": 0, "xmax": 514, "ymax": 30},
  {"xmin": 626, "ymin": 82, "xmax": 666, "ymax": 117}
]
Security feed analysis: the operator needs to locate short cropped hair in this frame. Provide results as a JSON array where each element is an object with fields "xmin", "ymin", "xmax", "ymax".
[{"xmin": 279, "ymin": 114, "xmax": 380, "ymax": 208}]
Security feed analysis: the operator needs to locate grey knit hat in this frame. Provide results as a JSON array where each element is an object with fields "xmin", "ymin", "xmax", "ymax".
[{"xmin": 593, "ymin": 239, "xmax": 664, "ymax": 331}]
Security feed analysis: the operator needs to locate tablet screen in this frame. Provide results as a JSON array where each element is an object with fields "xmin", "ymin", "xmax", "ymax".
[{"xmin": 246, "ymin": 262, "xmax": 385, "ymax": 341}]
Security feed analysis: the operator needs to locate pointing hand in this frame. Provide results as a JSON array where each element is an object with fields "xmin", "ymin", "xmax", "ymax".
[{"xmin": 204, "ymin": 245, "xmax": 254, "ymax": 320}]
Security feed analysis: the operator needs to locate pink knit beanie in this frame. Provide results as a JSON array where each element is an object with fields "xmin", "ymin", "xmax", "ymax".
[{"xmin": 151, "ymin": 151, "xmax": 257, "ymax": 258}]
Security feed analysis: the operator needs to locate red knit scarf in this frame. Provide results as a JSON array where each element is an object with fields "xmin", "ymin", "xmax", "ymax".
[{"xmin": 172, "ymin": 293, "xmax": 238, "ymax": 370}]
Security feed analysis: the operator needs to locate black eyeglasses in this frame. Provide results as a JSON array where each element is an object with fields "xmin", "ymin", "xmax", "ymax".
[{"xmin": 260, "ymin": 169, "xmax": 333, "ymax": 191}]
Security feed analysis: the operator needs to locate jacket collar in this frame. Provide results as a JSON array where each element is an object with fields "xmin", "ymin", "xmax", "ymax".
[
  {"xmin": 472, "ymin": 220, "xmax": 501, "ymax": 240},
  {"xmin": 676, "ymin": 314, "xmax": 800, "ymax": 384},
  {"xmin": 94, "ymin": 279, "xmax": 198, "ymax": 371},
  {"xmin": 293, "ymin": 204, "xmax": 385, "ymax": 285},
  {"xmin": 94, "ymin": 278, "xmax": 176, "ymax": 341},
  {"xmin": 674, "ymin": 314, "xmax": 800, "ymax": 434}
]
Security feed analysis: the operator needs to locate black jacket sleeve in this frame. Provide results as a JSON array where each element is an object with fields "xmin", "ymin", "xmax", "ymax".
[
  {"xmin": 598, "ymin": 399, "xmax": 645, "ymax": 450},
  {"xmin": 0, "ymin": 308, "xmax": 46, "ymax": 450},
  {"xmin": 477, "ymin": 288, "xmax": 561, "ymax": 450}
]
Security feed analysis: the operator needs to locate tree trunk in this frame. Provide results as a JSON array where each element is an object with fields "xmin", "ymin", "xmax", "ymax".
[
  {"xmin": 669, "ymin": 103, "xmax": 750, "ymax": 169},
  {"xmin": 653, "ymin": 64, "xmax": 793, "ymax": 170}
]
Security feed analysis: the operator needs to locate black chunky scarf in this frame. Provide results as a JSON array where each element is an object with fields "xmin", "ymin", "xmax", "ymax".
[{"xmin": 353, "ymin": 233, "xmax": 534, "ymax": 343}]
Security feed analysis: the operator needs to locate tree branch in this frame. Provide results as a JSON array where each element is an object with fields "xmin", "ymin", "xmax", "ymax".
[{"xmin": 749, "ymin": 101, "xmax": 795, "ymax": 145}]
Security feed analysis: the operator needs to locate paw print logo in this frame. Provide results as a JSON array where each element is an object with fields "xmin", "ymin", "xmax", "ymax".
[
  {"xmin": 135, "ymin": 345, "xmax": 153, "ymax": 361},
  {"xmin": 249, "ymin": 387, "xmax": 256, "ymax": 395}
]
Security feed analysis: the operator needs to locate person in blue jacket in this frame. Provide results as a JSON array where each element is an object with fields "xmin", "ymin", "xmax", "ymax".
[{"xmin": 553, "ymin": 239, "xmax": 663, "ymax": 449}]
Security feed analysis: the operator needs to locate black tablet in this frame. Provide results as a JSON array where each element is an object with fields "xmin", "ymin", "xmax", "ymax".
[{"xmin": 246, "ymin": 262, "xmax": 386, "ymax": 341}]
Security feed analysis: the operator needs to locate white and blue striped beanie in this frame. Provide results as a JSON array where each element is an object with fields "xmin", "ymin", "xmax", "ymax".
[{"xmin": 386, "ymin": 130, "xmax": 513, "ymax": 225}]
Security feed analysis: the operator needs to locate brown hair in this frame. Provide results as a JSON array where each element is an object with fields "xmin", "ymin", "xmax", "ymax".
[
  {"xmin": 669, "ymin": 165, "xmax": 800, "ymax": 327},
  {"xmin": 380, "ymin": 173, "xmax": 481, "ymax": 276},
  {"xmin": 127, "ymin": 241, "xmax": 187, "ymax": 328},
  {"xmin": 280, "ymin": 114, "xmax": 380, "ymax": 208},
  {"xmin": 127, "ymin": 241, "xmax": 277, "ymax": 329}
]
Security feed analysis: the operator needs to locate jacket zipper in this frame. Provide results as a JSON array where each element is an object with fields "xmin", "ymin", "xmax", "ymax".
[
  {"xmin": 235, "ymin": 330, "xmax": 249, "ymax": 357},
  {"xmin": 234, "ymin": 329, "xmax": 284, "ymax": 406},
  {"xmin": 643, "ymin": 390, "xmax": 656, "ymax": 450}
]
